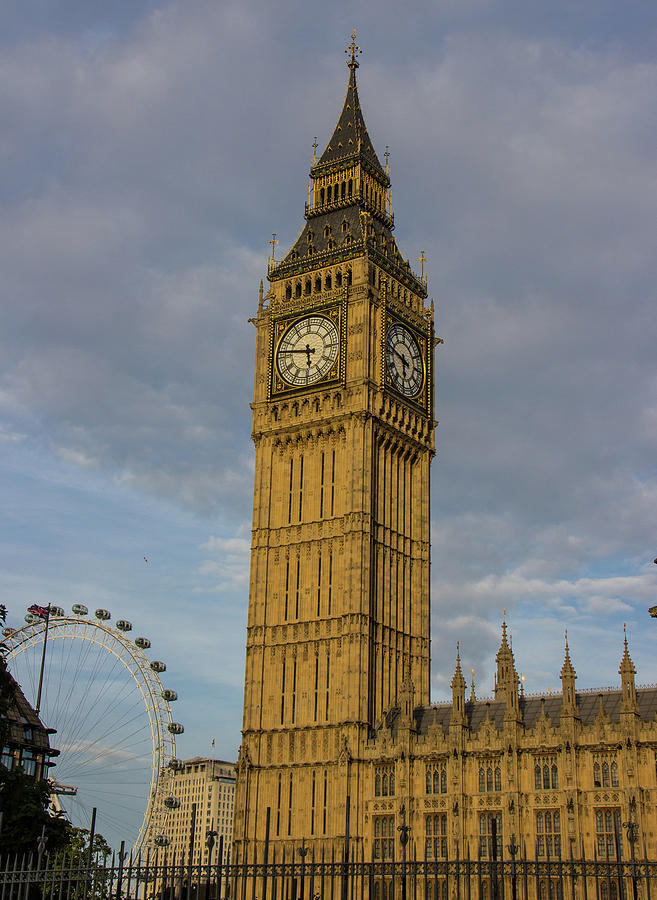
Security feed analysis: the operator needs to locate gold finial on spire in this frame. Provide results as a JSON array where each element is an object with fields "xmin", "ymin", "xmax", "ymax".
[
  {"xmin": 384, "ymin": 145, "xmax": 390, "ymax": 174},
  {"xmin": 269, "ymin": 232, "xmax": 278, "ymax": 261},
  {"xmin": 346, "ymin": 30, "xmax": 362, "ymax": 69},
  {"xmin": 311, "ymin": 136, "xmax": 319, "ymax": 164},
  {"xmin": 418, "ymin": 249, "xmax": 427, "ymax": 283}
]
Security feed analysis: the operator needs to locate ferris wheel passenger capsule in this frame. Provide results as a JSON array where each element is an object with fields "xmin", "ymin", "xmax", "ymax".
[
  {"xmin": 3, "ymin": 627, "xmax": 16, "ymax": 637},
  {"xmin": 150, "ymin": 660, "xmax": 166, "ymax": 673},
  {"xmin": 25, "ymin": 613, "xmax": 39, "ymax": 625},
  {"xmin": 50, "ymin": 606, "xmax": 65, "ymax": 618},
  {"xmin": 168, "ymin": 722, "xmax": 184, "ymax": 735},
  {"xmin": 154, "ymin": 835, "xmax": 171, "ymax": 847},
  {"xmin": 72, "ymin": 604, "xmax": 88, "ymax": 616},
  {"xmin": 164, "ymin": 797, "xmax": 181, "ymax": 809},
  {"xmin": 168, "ymin": 758, "xmax": 183, "ymax": 771},
  {"xmin": 135, "ymin": 637, "xmax": 151, "ymax": 649},
  {"xmin": 95, "ymin": 609, "xmax": 111, "ymax": 620},
  {"xmin": 161, "ymin": 689, "xmax": 178, "ymax": 702},
  {"xmin": 116, "ymin": 620, "xmax": 132, "ymax": 631}
]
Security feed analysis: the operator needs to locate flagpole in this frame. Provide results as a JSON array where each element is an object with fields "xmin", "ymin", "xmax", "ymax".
[{"xmin": 35, "ymin": 605, "xmax": 52, "ymax": 716}]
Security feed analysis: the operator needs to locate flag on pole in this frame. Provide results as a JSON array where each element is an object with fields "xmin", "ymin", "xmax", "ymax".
[{"xmin": 28, "ymin": 604, "xmax": 49, "ymax": 619}]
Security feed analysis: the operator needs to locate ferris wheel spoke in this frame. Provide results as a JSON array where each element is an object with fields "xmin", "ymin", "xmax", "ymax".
[
  {"xmin": 56, "ymin": 706, "xmax": 151, "ymax": 775},
  {"xmin": 62, "ymin": 690, "xmax": 151, "ymax": 765},
  {"xmin": 63, "ymin": 729, "xmax": 153, "ymax": 776},
  {"xmin": 57, "ymin": 659, "xmax": 139, "ymax": 757}
]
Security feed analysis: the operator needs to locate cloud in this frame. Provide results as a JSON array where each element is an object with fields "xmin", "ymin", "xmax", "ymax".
[
  {"xmin": 198, "ymin": 529, "xmax": 251, "ymax": 591},
  {"xmin": 1, "ymin": 0, "xmax": 657, "ymax": 820}
]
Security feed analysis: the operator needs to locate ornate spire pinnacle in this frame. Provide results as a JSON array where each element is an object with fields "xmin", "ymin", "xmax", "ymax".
[
  {"xmin": 450, "ymin": 642, "xmax": 467, "ymax": 726},
  {"xmin": 560, "ymin": 629, "xmax": 578, "ymax": 716},
  {"xmin": 313, "ymin": 38, "xmax": 386, "ymax": 179},
  {"xmin": 560, "ymin": 630, "xmax": 576, "ymax": 679},
  {"xmin": 451, "ymin": 642, "xmax": 466, "ymax": 690},
  {"xmin": 495, "ymin": 613, "xmax": 520, "ymax": 716},
  {"xmin": 470, "ymin": 669, "xmax": 476, "ymax": 702},
  {"xmin": 619, "ymin": 623, "xmax": 636, "ymax": 676},
  {"xmin": 345, "ymin": 30, "xmax": 362, "ymax": 70},
  {"xmin": 619, "ymin": 624, "xmax": 639, "ymax": 717}
]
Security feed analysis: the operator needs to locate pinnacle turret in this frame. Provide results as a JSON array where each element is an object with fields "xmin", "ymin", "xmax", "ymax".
[
  {"xmin": 620, "ymin": 624, "xmax": 639, "ymax": 716},
  {"xmin": 560, "ymin": 631, "xmax": 578, "ymax": 717},
  {"xmin": 450, "ymin": 644, "xmax": 467, "ymax": 726}
]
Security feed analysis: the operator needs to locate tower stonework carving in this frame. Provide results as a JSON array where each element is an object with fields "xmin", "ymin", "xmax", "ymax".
[
  {"xmin": 233, "ymin": 41, "xmax": 436, "ymax": 855},
  {"xmin": 234, "ymin": 42, "xmax": 657, "ymax": 869}
]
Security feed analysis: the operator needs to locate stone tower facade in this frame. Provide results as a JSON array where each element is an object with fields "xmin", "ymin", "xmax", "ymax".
[
  {"xmin": 233, "ymin": 41, "xmax": 657, "ymax": 878},
  {"xmin": 233, "ymin": 38, "xmax": 437, "ymax": 856}
]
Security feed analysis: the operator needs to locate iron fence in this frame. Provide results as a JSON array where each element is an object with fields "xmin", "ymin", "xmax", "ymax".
[{"xmin": 1, "ymin": 850, "xmax": 656, "ymax": 900}]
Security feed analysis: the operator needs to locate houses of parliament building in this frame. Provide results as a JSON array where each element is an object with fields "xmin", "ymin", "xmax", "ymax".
[{"xmin": 232, "ymin": 37, "xmax": 657, "ymax": 869}]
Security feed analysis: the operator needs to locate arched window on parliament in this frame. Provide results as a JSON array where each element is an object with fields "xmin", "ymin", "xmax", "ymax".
[
  {"xmin": 373, "ymin": 815, "xmax": 395, "ymax": 860},
  {"xmin": 426, "ymin": 762, "xmax": 447, "ymax": 794},
  {"xmin": 479, "ymin": 762, "xmax": 501, "ymax": 792},
  {"xmin": 425, "ymin": 813, "xmax": 447, "ymax": 858},
  {"xmin": 374, "ymin": 765, "xmax": 395, "ymax": 797},
  {"xmin": 535, "ymin": 757, "xmax": 558, "ymax": 790},
  {"xmin": 536, "ymin": 810, "xmax": 561, "ymax": 857},
  {"xmin": 594, "ymin": 756, "xmax": 619, "ymax": 789}
]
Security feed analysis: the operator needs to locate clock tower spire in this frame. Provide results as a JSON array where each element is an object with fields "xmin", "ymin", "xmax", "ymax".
[{"xmin": 234, "ymin": 39, "xmax": 437, "ymax": 858}]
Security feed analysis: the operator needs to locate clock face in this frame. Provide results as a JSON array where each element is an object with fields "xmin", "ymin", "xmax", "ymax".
[
  {"xmin": 385, "ymin": 323, "xmax": 424, "ymax": 398},
  {"xmin": 276, "ymin": 315, "xmax": 340, "ymax": 386}
]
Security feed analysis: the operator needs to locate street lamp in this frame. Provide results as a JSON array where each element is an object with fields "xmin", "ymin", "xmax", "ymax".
[
  {"xmin": 398, "ymin": 805, "xmax": 411, "ymax": 900},
  {"xmin": 205, "ymin": 828, "xmax": 218, "ymax": 900},
  {"xmin": 622, "ymin": 813, "xmax": 638, "ymax": 900},
  {"xmin": 506, "ymin": 836, "xmax": 519, "ymax": 900},
  {"xmin": 298, "ymin": 839, "xmax": 309, "ymax": 900}
]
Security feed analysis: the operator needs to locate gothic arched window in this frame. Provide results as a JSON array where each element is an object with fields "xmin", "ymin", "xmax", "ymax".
[
  {"xmin": 593, "ymin": 762, "xmax": 601, "ymax": 787},
  {"xmin": 551, "ymin": 765, "xmax": 558, "ymax": 789},
  {"xmin": 336, "ymin": 270, "xmax": 342, "ymax": 288},
  {"xmin": 494, "ymin": 766, "xmax": 501, "ymax": 791},
  {"xmin": 486, "ymin": 766, "xmax": 493, "ymax": 792},
  {"xmin": 375, "ymin": 773, "xmax": 381, "ymax": 796},
  {"xmin": 602, "ymin": 762, "xmax": 610, "ymax": 788},
  {"xmin": 611, "ymin": 762, "xmax": 618, "ymax": 787},
  {"xmin": 479, "ymin": 767, "xmax": 485, "ymax": 792},
  {"xmin": 535, "ymin": 765, "xmax": 542, "ymax": 790},
  {"xmin": 441, "ymin": 767, "xmax": 447, "ymax": 793},
  {"xmin": 543, "ymin": 765, "xmax": 550, "ymax": 789}
]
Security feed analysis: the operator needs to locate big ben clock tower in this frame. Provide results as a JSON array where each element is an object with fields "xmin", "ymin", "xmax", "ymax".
[{"xmin": 234, "ymin": 35, "xmax": 437, "ymax": 856}]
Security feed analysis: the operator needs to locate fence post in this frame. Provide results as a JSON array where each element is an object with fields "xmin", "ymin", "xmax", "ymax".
[{"xmin": 342, "ymin": 797, "xmax": 351, "ymax": 900}]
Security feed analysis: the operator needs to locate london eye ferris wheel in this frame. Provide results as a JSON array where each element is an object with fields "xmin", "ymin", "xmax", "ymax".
[{"xmin": 4, "ymin": 604, "xmax": 185, "ymax": 853}]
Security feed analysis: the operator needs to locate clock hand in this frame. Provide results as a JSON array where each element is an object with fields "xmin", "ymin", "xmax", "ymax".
[{"xmin": 393, "ymin": 347, "xmax": 408, "ymax": 374}]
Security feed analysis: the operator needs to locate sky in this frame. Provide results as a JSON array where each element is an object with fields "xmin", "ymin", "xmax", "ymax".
[{"xmin": 2, "ymin": 0, "xmax": 657, "ymax": 846}]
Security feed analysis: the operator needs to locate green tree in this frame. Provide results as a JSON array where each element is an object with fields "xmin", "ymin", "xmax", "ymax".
[
  {"xmin": 0, "ymin": 768, "xmax": 69, "ymax": 856},
  {"xmin": 43, "ymin": 826, "xmax": 113, "ymax": 900}
]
